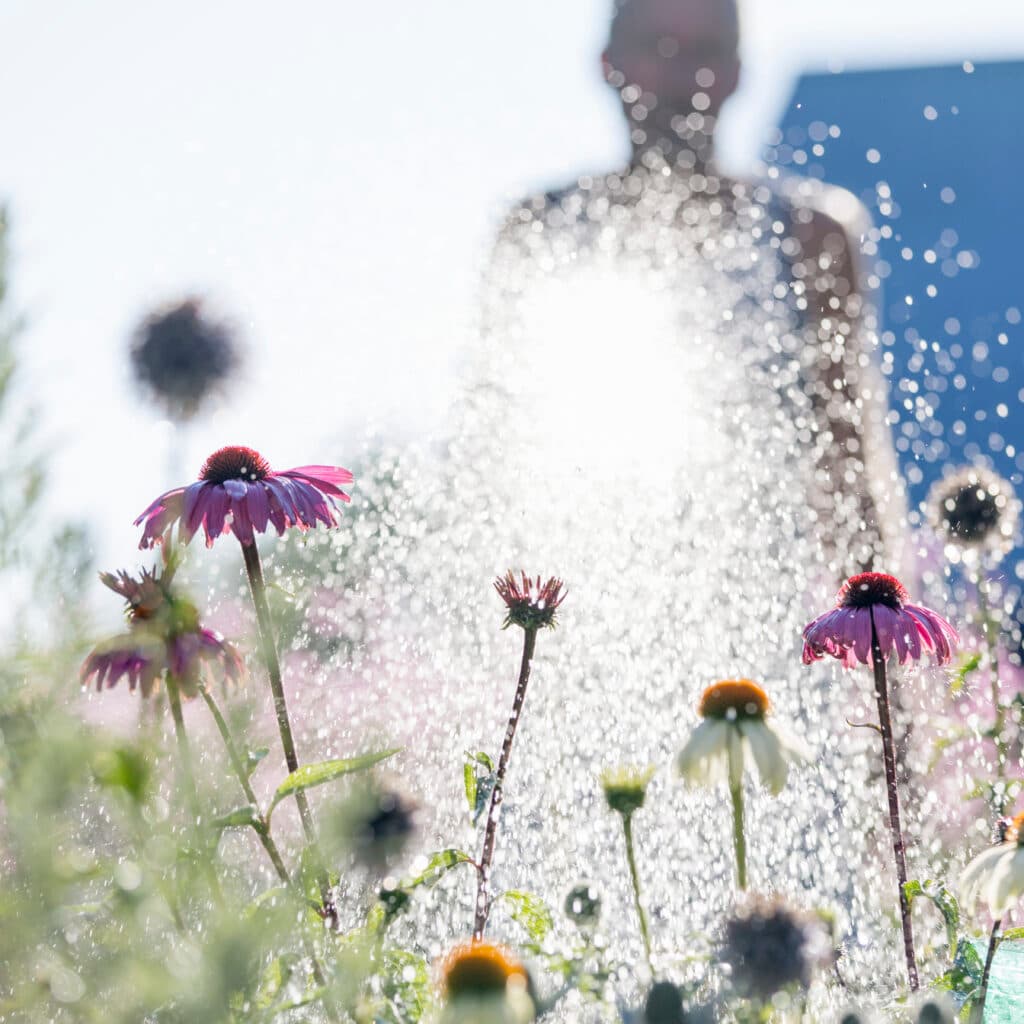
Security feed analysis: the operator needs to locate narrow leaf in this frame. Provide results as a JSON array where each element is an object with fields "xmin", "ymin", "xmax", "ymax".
[
  {"xmin": 268, "ymin": 748, "xmax": 399, "ymax": 815},
  {"xmin": 246, "ymin": 747, "xmax": 269, "ymax": 777},
  {"xmin": 950, "ymin": 651, "xmax": 982, "ymax": 695},
  {"xmin": 401, "ymin": 849, "xmax": 473, "ymax": 890},
  {"xmin": 463, "ymin": 760, "xmax": 477, "ymax": 813},
  {"xmin": 212, "ymin": 804, "xmax": 263, "ymax": 832}
]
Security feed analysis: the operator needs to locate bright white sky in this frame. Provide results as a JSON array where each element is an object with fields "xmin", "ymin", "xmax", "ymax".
[{"xmin": 2, "ymin": 0, "xmax": 1023, "ymax": 570}]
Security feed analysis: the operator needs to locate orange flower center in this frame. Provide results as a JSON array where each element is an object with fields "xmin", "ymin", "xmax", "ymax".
[
  {"xmin": 699, "ymin": 680, "xmax": 770, "ymax": 720},
  {"xmin": 442, "ymin": 942, "xmax": 526, "ymax": 998},
  {"xmin": 1007, "ymin": 811, "xmax": 1024, "ymax": 845},
  {"xmin": 199, "ymin": 445, "xmax": 271, "ymax": 484}
]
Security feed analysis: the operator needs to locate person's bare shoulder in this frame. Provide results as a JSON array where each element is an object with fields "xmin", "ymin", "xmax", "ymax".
[{"xmin": 774, "ymin": 177, "xmax": 872, "ymax": 321}]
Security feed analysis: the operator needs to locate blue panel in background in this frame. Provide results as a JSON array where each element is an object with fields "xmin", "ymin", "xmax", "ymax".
[{"xmin": 774, "ymin": 60, "xmax": 1024, "ymax": 589}]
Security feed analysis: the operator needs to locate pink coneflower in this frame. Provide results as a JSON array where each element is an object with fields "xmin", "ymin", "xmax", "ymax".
[
  {"xmin": 81, "ymin": 562, "xmax": 243, "ymax": 698},
  {"xmin": 802, "ymin": 572, "xmax": 959, "ymax": 668},
  {"xmin": 494, "ymin": 571, "xmax": 567, "ymax": 631},
  {"xmin": 135, "ymin": 444, "xmax": 353, "ymax": 548}
]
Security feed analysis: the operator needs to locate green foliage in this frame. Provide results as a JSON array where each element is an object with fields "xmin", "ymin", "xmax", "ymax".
[
  {"xmin": 463, "ymin": 749, "xmax": 496, "ymax": 824},
  {"xmin": 268, "ymin": 748, "xmax": 400, "ymax": 817},
  {"xmin": 500, "ymin": 889, "xmax": 554, "ymax": 945},
  {"xmin": 949, "ymin": 652, "xmax": 982, "ymax": 696},
  {"xmin": 904, "ymin": 879, "xmax": 960, "ymax": 954}
]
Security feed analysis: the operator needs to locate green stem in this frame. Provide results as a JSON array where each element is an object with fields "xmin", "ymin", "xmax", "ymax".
[
  {"xmin": 474, "ymin": 626, "xmax": 537, "ymax": 940},
  {"xmin": 622, "ymin": 812, "xmax": 653, "ymax": 975},
  {"xmin": 198, "ymin": 689, "xmax": 338, "ymax": 1017},
  {"xmin": 239, "ymin": 540, "xmax": 336, "ymax": 929},
  {"xmin": 198, "ymin": 684, "xmax": 291, "ymax": 885},
  {"xmin": 977, "ymin": 575, "xmax": 1008, "ymax": 816},
  {"xmin": 730, "ymin": 778, "xmax": 748, "ymax": 891},
  {"xmin": 166, "ymin": 675, "xmax": 201, "ymax": 821},
  {"xmin": 165, "ymin": 674, "xmax": 223, "ymax": 906},
  {"xmin": 971, "ymin": 918, "xmax": 1002, "ymax": 1024}
]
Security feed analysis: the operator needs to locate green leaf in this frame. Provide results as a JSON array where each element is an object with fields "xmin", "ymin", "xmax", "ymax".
[
  {"xmin": 243, "ymin": 887, "xmax": 290, "ymax": 920},
  {"xmin": 999, "ymin": 927, "xmax": 1024, "ymax": 944},
  {"xmin": 268, "ymin": 748, "xmax": 399, "ymax": 816},
  {"xmin": 500, "ymin": 889, "xmax": 554, "ymax": 942},
  {"xmin": 254, "ymin": 954, "xmax": 299, "ymax": 1011},
  {"xmin": 950, "ymin": 651, "xmax": 982, "ymax": 695},
  {"xmin": 91, "ymin": 746, "xmax": 151, "ymax": 803},
  {"xmin": 463, "ymin": 751, "xmax": 496, "ymax": 825},
  {"xmin": 246, "ymin": 747, "xmax": 269, "ymax": 777},
  {"xmin": 903, "ymin": 878, "xmax": 960, "ymax": 953},
  {"xmin": 401, "ymin": 849, "xmax": 474, "ymax": 890},
  {"xmin": 212, "ymin": 804, "xmax": 264, "ymax": 832},
  {"xmin": 933, "ymin": 938, "xmax": 985, "ymax": 1006},
  {"xmin": 379, "ymin": 950, "xmax": 434, "ymax": 1024}
]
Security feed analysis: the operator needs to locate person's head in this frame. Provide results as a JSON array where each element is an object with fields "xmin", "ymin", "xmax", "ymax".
[{"xmin": 604, "ymin": 0, "xmax": 740, "ymax": 120}]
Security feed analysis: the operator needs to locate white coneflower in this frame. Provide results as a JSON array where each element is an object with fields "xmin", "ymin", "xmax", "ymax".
[
  {"xmin": 677, "ymin": 680, "xmax": 810, "ymax": 890},
  {"xmin": 439, "ymin": 943, "xmax": 534, "ymax": 1024},
  {"xmin": 677, "ymin": 680, "xmax": 809, "ymax": 796}
]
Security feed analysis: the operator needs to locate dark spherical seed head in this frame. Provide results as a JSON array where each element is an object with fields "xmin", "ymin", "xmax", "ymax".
[
  {"xmin": 837, "ymin": 572, "xmax": 908, "ymax": 610},
  {"xmin": 564, "ymin": 883, "xmax": 602, "ymax": 928},
  {"xmin": 721, "ymin": 897, "xmax": 831, "ymax": 999},
  {"xmin": 915, "ymin": 997, "xmax": 955, "ymax": 1024},
  {"xmin": 199, "ymin": 445, "xmax": 271, "ymax": 484},
  {"xmin": 644, "ymin": 981, "xmax": 690, "ymax": 1024},
  {"xmin": 130, "ymin": 298, "xmax": 239, "ymax": 420}
]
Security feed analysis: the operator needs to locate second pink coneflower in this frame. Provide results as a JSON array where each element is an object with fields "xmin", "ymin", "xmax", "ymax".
[{"xmin": 802, "ymin": 571, "xmax": 959, "ymax": 995}]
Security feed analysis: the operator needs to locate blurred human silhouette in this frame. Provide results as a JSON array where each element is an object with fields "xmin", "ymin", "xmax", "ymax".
[{"xmin": 481, "ymin": 0, "xmax": 902, "ymax": 576}]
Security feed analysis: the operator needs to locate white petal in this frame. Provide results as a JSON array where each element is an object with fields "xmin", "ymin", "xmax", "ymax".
[
  {"xmin": 768, "ymin": 719, "xmax": 813, "ymax": 766},
  {"xmin": 987, "ymin": 847, "xmax": 1024, "ymax": 917},
  {"xmin": 677, "ymin": 720, "xmax": 729, "ymax": 788},
  {"xmin": 960, "ymin": 844, "xmax": 1008, "ymax": 911},
  {"xmin": 741, "ymin": 720, "xmax": 789, "ymax": 796}
]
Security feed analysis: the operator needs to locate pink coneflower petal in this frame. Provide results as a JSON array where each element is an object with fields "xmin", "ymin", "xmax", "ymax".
[
  {"xmin": 801, "ymin": 572, "xmax": 958, "ymax": 670},
  {"xmin": 135, "ymin": 446, "xmax": 353, "ymax": 549}
]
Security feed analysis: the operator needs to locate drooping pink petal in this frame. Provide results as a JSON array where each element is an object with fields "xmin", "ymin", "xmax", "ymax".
[
  {"xmin": 246, "ymin": 483, "xmax": 271, "ymax": 535},
  {"xmin": 852, "ymin": 608, "xmax": 872, "ymax": 665},
  {"xmin": 262, "ymin": 477, "xmax": 294, "ymax": 534},
  {"xmin": 284, "ymin": 465, "xmax": 354, "ymax": 489},
  {"xmin": 136, "ymin": 492, "xmax": 186, "ymax": 549},
  {"xmin": 871, "ymin": 605, "xmax": 894, "ymax": 662},
  {"xmin": 230, "ymin": 496, "xmax": 255, "ymax": 546},
  {"xmin": 182, "ymin": 482, "xmax": 213, "ymax": 542},
  {"xmin": 203, "ymin": 487, "xmax": 232, "ymax": 546}
]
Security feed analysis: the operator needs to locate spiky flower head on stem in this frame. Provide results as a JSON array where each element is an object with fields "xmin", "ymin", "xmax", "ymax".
[
  {"xmin": 494, "ymin": 572, "xmax": 566, "ymax": 631},
  {"xmin": 720, "ymin": 896, "xmax": 833, "ymax": 999},
  {"xmin": 802, "ymin": 572, "xmax": 959, "ymax": 668},
  {"xmin": 601, "ymin": 765, "xmax": 654, "ymax": 817},
  {"xmin": 928, "ymin": 465, "xmax": 1021, "ymax": 562},
  {"xmin": 960, "ymin": 808, "xmax": 1024, "ymax": 917},
  {"xmin": 130, "ymin": 298, "xmax": 239, "ymax": 421},
  {"xmin": 677, "ymin": 680, "xmax": 809, "ymax": 795},
  {"xmin": 135, "ymin": 445, "xmax": 353, "ymax": 548}
]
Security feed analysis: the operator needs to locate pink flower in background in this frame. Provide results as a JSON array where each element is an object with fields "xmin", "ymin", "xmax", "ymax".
[
  {"xmin": 135, "ymin": 445, "xmax": 353, "ymax": 548},
  {"xmin": 81, "ymin": 560, "xmax": 243, "ymax": 698},
  {"xmin": 802, "ymin": 572, "xmax": 959, "ymax": 668}
]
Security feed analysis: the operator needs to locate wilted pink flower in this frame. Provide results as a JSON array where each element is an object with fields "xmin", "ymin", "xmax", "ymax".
[
  {"xmin": 802, "ymin": 572, "xmax": 959, "ymax": 668},
  {"xmin": 135, "ymin": 445, "xmax": 353, "ymax": 548},
  {"xmin": 81, "ymin": 562, "xmax": 243, "ymax": 698}
]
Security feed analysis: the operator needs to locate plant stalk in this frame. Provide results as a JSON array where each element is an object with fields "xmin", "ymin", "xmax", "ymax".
[
  {"xmin": 198, "ymin": 684, "xmax": 339, "ymax": 1017},
  {"xmin": 622, "ymin": 812, "xmax": 654, "ymax": 974},
  {"xmin": 869, "ymin": 610, "xmax": 919, "ymax": 992},
  {"xmin": 730, "ymin": 777, "xmax": 748, "ymax": 891},
  {"xmin": 976, "ymin": 574, "xmax": 1009, "ymax": 816},
  {"xmin": 240, "ymin": 540, "xmax": 336, "ymax": 928},
  {"xmin": 473, "ymin": 625, "xmax": 537, "ymax": 940},
  {"xmin": 971, "ymin": 917, "xmax": 1002, "ymax": 1024}
]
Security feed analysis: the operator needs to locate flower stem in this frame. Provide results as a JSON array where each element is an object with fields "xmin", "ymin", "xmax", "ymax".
[
  {"xmin": 869, "ymin": 610, "xmax": 919, "ymax": 992},
  {"xmin": 474, "ymin": 625, "xmax": 537, "ymax": 940},
  {"xmin": 622, "ymin": 812, "xmax": 654, "ymax": 975},
  {"xmin": 198, "ymin": 684, "xmax": 338, "ymax": 1016},
  {"xmin": 730, "ymin": 778, "xmax": 748, "ymax": 891},
  {"xmin": 166, "ymin": 674, "xmax": 201, "ymax": 822},
  {"xmin": 198, "ymin": 684, "xmax": 291, "ymax": 885},
  {"xmin": 239, "ymin": 540, "xmax": 337, "ymax": 928},
  {"xmin": 976, "ymin": 574, "xmax": 1008, "ymax": 816},
  {"xmin": 972, "ymin": 917, "xmax": 1002, "ymax": 1024},
  {"xmin": 165, "ymin": 674, "xmax": 223, "ymax": 906}
]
